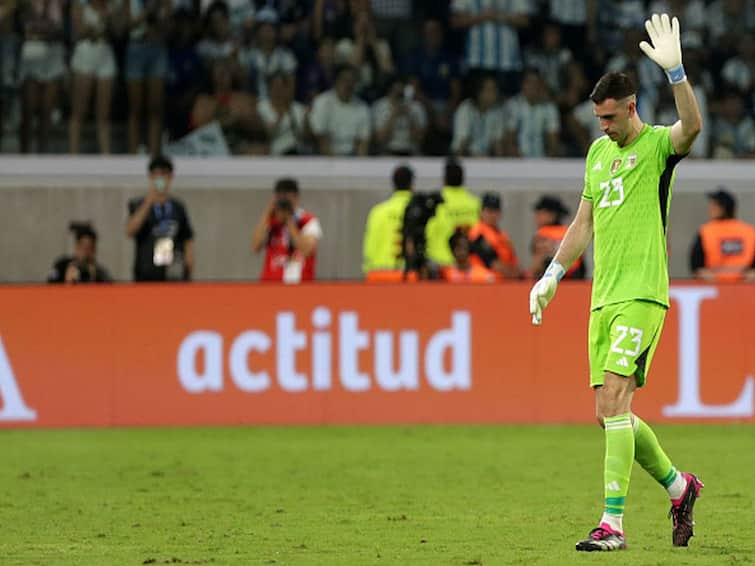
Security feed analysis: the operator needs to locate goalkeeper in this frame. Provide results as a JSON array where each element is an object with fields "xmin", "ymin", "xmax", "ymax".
[{"xmin": 529, "ymin": 14, "xmax": 704, "ymax": 552}]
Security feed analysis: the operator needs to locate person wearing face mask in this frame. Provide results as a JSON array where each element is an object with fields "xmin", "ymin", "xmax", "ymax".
[{"xmin": 126, "ymin": 154, "xmax": 195, "ymax": 282}]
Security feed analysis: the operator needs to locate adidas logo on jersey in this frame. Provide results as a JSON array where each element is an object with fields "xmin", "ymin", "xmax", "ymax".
[
  {"xmin": 593, "ymin": 162, "xmax": 603, "ymax": 171},
  {"xmin": 616, "ymin": 357, "xmax": 629, "ymax": 368},
  {"xmin": 605, "ymin": 481, "xmax": 621, "ymax": 492}
]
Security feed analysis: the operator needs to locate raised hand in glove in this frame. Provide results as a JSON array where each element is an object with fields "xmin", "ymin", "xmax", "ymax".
[{"xmin": 639, "ymin": 13, "xmax": 686, "ymax": 84}]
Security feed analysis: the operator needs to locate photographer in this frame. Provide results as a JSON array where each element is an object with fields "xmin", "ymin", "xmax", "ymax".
[
  {"xmin": 251, "ymin": 178, "xmax": 322, "ymax": 283},
  {"xmin": 48, "ymin": 223, "xmax": 111, "ymax": 284}
]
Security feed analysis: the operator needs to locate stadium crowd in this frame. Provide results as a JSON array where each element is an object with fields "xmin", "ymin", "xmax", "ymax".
[{"xmin": 2, "ymin": 0, "xmax": 755, "ymax": 157}]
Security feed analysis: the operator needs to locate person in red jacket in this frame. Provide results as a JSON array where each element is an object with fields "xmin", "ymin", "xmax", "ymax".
[
  {"xmin": 251, "ymin": 178, "xmax": 323, "ymax": 283},
  {"xmin": 690, "ymin": 188, "xmax": 755, "ymax": 282}
]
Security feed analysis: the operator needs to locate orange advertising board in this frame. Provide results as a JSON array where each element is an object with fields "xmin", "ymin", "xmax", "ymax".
[{"xmin": 0, "ymin": 283, "xmax": 752, "ymax": 427}]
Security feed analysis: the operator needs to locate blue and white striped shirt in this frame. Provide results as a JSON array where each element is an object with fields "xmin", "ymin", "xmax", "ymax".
[
  {"xmin": 503, "ymin": 95, "xmax": 560, "ymax": 157},
  {"xmin": 452, "ymin": 0, "xmax": 535, "ymax": 72},
  {"xmin": 548, "ymin": 0, "xmax": 587, "ymax": 26}
]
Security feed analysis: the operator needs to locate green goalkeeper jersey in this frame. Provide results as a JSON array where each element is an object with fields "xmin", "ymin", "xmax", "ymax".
[{"xmin": 582, "ymin": 124, "xmax": 684, "ymax": 310}]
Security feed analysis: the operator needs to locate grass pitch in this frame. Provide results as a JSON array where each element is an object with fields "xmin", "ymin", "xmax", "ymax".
[{"xmin": 0, "ymin": 425, "xmax": 752, "ymax": 565}]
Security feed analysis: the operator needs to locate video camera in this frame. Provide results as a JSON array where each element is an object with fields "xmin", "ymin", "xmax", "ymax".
[{"xmin": 401, "ymin": 191, "xmax": 444, "ymax": 279}]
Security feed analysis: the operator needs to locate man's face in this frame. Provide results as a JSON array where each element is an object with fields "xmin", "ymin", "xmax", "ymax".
[
  {"xmin": 708, "ymin": 200, "xmax": 726, "ymax": 221},
  {"xmin": 521, "ymin": 73, "xmax": 540, "ymax": 102},
  {"xmin": 257, "ymin": 23, "xmax": 276, "ymax": 49},
  {"xmin": 481, "ymin": 207, "xmax": 500, "ymax": 226},
  {"xmin": 593, "ymin": 97, "xmax": 634, "ymax": 144},
  {"xmin": 269, "ymin": 75, "xmax": 287, "ymax": 101},
  {"xmin": 74, "ymin": 236, "xmax": 96, "ymax": 263},
  {"xmin": 477, "ymin": 79, "xmax": 498, "ymax": 109},
  {"xmin": 534, "ymin": 209, "xmax": 557, "ymax": 227},
  {"xmin": 424, "ymin": 20, "xmax": 443, "ymax": 52},
  {"xmin": 452, "ymin": 237, "xmax": 470, "ymax": 263},
  {"xmin": 335, "ymin": 70, "xmax": 356, "ymax": 100},
  {"xmin": 150, "ymin": 168, "xmax": 173, "ymax": 194}
]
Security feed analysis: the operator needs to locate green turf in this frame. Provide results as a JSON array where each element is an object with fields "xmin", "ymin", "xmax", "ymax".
[{"xmin": 0, "ymin": 425, "xmax": 752, "ymax": 565}]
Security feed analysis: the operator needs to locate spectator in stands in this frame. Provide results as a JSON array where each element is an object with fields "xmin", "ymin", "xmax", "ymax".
[
  {"xmin": 312, "ymin": 0, "xmax": 358, "ymax": 42},
  {"xmin": 126, "ymin": 0, "xmax": 171, "ymax": 154},
  {"xmin": 165, "ymin": 9, "xmax": 204, "ymax": 141},
  {"xmin": 404, "ymin": 18, "xmax": 462, "ymax": 155},
  {"xmin": 372, "ymin": 75, "xmax": 427, "ymax": 156},
  {"xmin": 191, "ymin": 57, "xmax": 266, "ymax": 154},
  {"xmin": 299, "ymin": 35, "xmax": 336, "ymax": 104},
  {"xmin": 425, "ymin": 159, "xmax": 481, "ymax": 266},
  {"xmin": 450, "ymin": 0, "xmax": 533, "ymax": 96},
  {"xmin": 208, "ymin": 0, "xmax": 252, "ymax": 40},
  {"xmin": 442, "ymin": 230, "xmax": 495, "ymax": 283},
  {"xmin": 251, "ymin": 177, "xmax": 323, "ymax": 283},
  {"xmin": 524, "ymin": 21, "xmax": 572, "ymax": 96},
  {"xmin": 711, "ymin": 90, "xmax": 755, "ymax": 158},
  {"xmin": 239, "ymin": 8, "xmax": 297, "ymax": 99},
  {"xmin": 707, "ymin": 0, "xmax": 755, "ymax": 59},
  {"xmin": 690, "ymin": 188, "xmax": 755, "ymax": 282},
  {"xmin": 68, "ymin": 0, "xmax": 121, "ymax": 154},
  {"xmin": 529, "ymin": 195, "xmax": 585, "ymax": 279},
  {"xmin": 272, "ymin": 0, "xmax": 313, "ymax": 59},
  {"xmin": 126, "ymin": 155, "xmax": 195, "ymax": 282},
  {"xmin": 720, "ymin": 34, "xmax": 755, "ymax": 94},
  {"xmin": 503, "ymin": 68, "xmax": 561, "ymax": 157},
  {"xmin": 370, "ymin": 0, "xmax": 414, "ymax": 58},
  {"xmin": 258, "ymin": 70, "xmax": 307, "ymax": 155},
  {"xmin": 545, "ymin": 0, "xmax": 596, "ymax": 62},
  {"xmin": 309, "ymin": 65, "xmax": 371, "ymax": 155},
  {"xmin": 362, "ymin": 164, "xmax": 414, "ymax": 281},
  {"xmin": 648, "ymin": 0, "xmax": 706, "ymax": 35},
  {"xmin": 18, "ymin": 0, "xmax": 65, "ymax": 153},
  {"xmin": 47, "ymin": 223, "xmax": 111, "ymax": 284},
  {"xmin": 197, "ymin": 1, "xmax": 237, "ymax": 66},
  {"xmin": 561, "ymin": 61, "xmax": 602, "ymax": 156},
  {"xmin": 593, "ymin": 0, "xmax": 645, "ymax": 65},
  {"xmin": 468, "ymin": 192, "xmax": 521, "ymax": 279},
  {"xmin": 451, "ymin": 74, "xmax": 505, "ymax": 157},
  {"xmin": 335, "ymin": 9, "xmax": 394, "ymax": 101}
]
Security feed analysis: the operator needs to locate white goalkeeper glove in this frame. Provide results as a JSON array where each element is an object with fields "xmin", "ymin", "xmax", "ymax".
[
  {"xmin": 529, "ymin": 260, "xmax": 565, "ymax": 326},
  {"xmin": 639, "ymin": 13, "xmax": 686, "ymax": 84}
]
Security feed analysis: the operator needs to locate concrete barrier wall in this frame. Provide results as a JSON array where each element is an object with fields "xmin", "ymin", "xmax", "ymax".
[{"xmin": 2, "ymin": 156, "xmax": 755, "ymax": 282}]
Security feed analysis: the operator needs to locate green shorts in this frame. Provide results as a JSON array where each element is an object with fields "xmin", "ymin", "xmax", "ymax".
[{"xmin": 588, "ymin": 300, "xmax": 667, "ymax": 388}]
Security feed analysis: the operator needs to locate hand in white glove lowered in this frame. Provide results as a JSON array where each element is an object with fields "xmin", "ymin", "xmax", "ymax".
[
  {"xmin": 529, "ymin": 261, "xmax": 565, "ymax": 326},
  {"xmin": 639, "ymin": 13, "xmax": 685, "ymax": 82}
]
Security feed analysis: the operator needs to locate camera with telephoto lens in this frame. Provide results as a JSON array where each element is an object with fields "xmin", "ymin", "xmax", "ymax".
[
  {"xmin": 401, "ymin": 191, "xmax": 444, "ymax": 278},
  {"xmin": 275, "ymin": 198, "xmax": 294, "ymax": 214}
]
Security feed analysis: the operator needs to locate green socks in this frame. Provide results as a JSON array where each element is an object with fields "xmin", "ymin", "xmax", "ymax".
[
  {"xmin": 633, "ymin": 414, "xmax": 678, "ymax": 489},
  {"xmin": 603, "ymin": 414, "xmax": 635, "ymax": 525}
]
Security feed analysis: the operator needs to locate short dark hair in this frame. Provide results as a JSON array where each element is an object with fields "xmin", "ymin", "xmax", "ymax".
[
  {"xmin": 589, "ymin": 72, "xmax": 636, "ymax": 104},
  {"xmin": 444, "ymin": 158, "xmax": 464, "ymax": 187},
  {"xmin": 70, "ymin": 222, "xmax": 97, "ymax": 241},
  {"xmin": 449, "ymin": 228, "xmax": 469, "ymax": 249},
  {"xmin": 148, "ymin": 154, "xmax": 174, "ymax": 173},
  {"xmin": 335, "ymin": 64, "xmax": 356, "ymax": 82},
  {"xmin": 274, "ymin": 177, "xmax": 299, "ymax": 194},
  {"xmin": 392, "ymin": 165, "xmax": 414, "ymax": 191},
  {"xmin": 708, "ymin": 187, "xmax": 737, "ymax": 218}
]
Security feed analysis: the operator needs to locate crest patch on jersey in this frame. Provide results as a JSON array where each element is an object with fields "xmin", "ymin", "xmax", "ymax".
[
  {"xmin": 610, "ymin": 158, "xmax": 623, "ymax": 175},
  {"xmin": 627, "ymin": 155, "xmax": 637, "ymax": 169}
]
